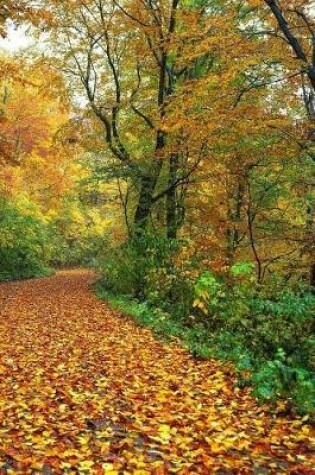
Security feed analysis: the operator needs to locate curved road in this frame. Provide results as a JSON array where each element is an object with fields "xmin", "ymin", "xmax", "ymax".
[{"xmin": 0, "ymin": 270, "xmax": 313, "ymax": 474}]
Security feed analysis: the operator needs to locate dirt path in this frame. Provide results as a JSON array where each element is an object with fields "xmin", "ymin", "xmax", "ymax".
[{"xmin": 0, "ymin": 270, "xmax": 313, "ymax": 474}]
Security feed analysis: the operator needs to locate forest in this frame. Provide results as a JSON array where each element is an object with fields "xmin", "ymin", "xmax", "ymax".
[{"xmin": 0, "ymin": 1, "xmax": 314, "ymax": 473}]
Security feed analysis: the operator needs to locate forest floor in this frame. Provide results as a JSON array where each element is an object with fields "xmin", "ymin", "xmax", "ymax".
[{"xmin": 0, "ymin": 269, "xmax": 313, "ymax": 475}]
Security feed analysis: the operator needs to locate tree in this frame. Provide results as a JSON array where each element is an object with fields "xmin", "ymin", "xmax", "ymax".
[
  {"xmin": 21, "ymin": 0, "xmax": 313, "ymax": 287},
  {"xmin": 43, "ymin": 0, "xmax": 180, "ymax": 236},
  {"xmin": 45, "ymin": 0, "xmax": 259, "ymax": 238},
  {"xmin": 260, "ymin": 0, "xmax": 315, "ymax": 287}
]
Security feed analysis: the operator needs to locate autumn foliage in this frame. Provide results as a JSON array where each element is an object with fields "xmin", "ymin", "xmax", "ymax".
[
  {"xmin": 0, "ymin": 270, "xmax": 314, "ymax": 474},
  {"xmin": 0, "ymin": 1, "xmax": 315, "ymax": 472}
]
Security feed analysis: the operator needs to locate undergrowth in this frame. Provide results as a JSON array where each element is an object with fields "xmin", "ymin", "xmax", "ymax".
[{"xmin": 95, "ymin": 244, "xmax": 315, "ymax": 417}]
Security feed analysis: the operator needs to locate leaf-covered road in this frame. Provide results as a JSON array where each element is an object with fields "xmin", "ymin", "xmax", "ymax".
[{"xmin": 0, "ymin": 270, "xmax": 313, "ymax": 474}]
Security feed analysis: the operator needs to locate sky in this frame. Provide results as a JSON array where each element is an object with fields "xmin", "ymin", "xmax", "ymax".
[{"xmin": 0, "ymin": 23, "xmax": 33, "ymax": 52}]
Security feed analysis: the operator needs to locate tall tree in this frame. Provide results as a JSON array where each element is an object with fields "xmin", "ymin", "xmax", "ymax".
[
  {"xmin": 260, "ymin": 0, "xmax": 315, "ymax": 287},
  {"xmin": 44, "ymin": 0, "xmax": 186, "ymax": 236}
]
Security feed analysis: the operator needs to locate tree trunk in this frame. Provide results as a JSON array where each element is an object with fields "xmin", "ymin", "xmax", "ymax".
[
  {"xmin": 133, "ymin": 161, "xmax": 163, "ymax": 234},
  {"xmin": 226, "ymin": 177, "xmax": 245, "ymax": 266},
  {"xmin": 166, "ymin": 153, "xmax": 179, "ymax": 239}
]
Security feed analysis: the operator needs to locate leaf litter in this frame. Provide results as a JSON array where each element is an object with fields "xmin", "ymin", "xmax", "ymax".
[{"xmin": 0, "ymin": 270, "xmax": 314, "ymax": 474}]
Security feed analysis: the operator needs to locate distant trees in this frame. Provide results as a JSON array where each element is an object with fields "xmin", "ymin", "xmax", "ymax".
[{"xmin": 0, "ymin": 55, "xmax": 118, "ymax": 276}]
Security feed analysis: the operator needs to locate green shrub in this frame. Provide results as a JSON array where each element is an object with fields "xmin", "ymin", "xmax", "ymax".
[
  {"xmin": 99, "ymin": 234, "xmax": 195, "ymax": 317},
  {"xmin": 0, "ymin": 200, "xmax": 52, "ymax": 281},
  {"xmin": 252, "ymin": 349, "xmax": 314, "ymax": 414},
  {"xmin": 192, "ymin": 265, "xmax": 315, "ymax": 413}
]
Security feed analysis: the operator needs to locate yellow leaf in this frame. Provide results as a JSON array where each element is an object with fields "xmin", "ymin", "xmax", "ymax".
[
  {"xmin": 133, "ymin": 471, "xmax": 151, "ymax": 475},
  {"xmin": 79, "ymin": 461, "xmax": 94, "ymax": 471},
  {"xmin": 102, "ymin": 463, "xmax": 114, "ymax": 471},
  {"xmin": 158, "ymin": 424, "xmax": 171, "ymax": 433},
  {"xmin": 61, "ymin": 462, "xmax": 72, "ymax": 469}
]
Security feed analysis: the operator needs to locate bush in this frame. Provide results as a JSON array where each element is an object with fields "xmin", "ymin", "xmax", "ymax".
[
  {"xmin": 193, "ymin": 267, "xmax": 314, "ymax": 363},
  {"xmin": 193, "ymin": 265, "xmax": 315, "ymax": 414},
  {"xmin": 98, "ymin": 238, "xmax": 149, "ymax": 297},
  {"xmin": 99, "ymin": 234, "xmax": 195, "ymax": 317},
  {"xmin": 252, "ymin": 349, "xmax": 314, "ymax": 414},
  {"xmin": 0, "ymin": 200, "xmax": 52, "ymax": 281}
]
